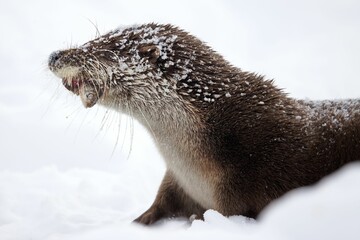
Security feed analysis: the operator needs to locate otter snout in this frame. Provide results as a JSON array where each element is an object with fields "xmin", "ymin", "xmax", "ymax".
[
  {"xmin": 48, "ymin": 49, "xmax": 82, "ymax": 74},
  {"xmin": 48, "ymin": 49, "xmax": 105, "ymax": 108},
  {"xmin": 47, "ymin": 49, "xmax": 83, "ymax": 82},
  {"xmin": 48, "ymin": 51, "xmax": 62, "ymax": 71}
]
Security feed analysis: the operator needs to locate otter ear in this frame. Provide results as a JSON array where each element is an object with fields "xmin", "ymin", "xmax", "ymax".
[{"xmin": 138, "ymin": 45, "xmax": 160, "ymax": 64}]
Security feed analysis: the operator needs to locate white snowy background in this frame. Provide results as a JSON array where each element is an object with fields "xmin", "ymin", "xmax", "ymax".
[{"xmin": 1, "ymin": 0, "xmax": 360, "ymax": 239}]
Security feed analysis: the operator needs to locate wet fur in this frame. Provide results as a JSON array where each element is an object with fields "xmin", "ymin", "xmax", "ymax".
[{"xmin": 48, "ymin": 23, "xmax": 360, "ymax": 224}]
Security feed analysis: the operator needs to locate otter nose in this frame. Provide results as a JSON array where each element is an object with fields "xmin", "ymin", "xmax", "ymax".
[{"xmin": 48, "ymin": 51, "xmax": 62, "ymax": 68}]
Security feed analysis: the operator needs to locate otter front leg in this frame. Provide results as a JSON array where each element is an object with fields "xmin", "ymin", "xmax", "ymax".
[{"xmin": 134, "ymin": 170, "xmax": 205, "ymax": 225}]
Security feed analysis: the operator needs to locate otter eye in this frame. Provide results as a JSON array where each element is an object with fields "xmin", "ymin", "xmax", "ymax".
[{"xmin": 138, "ymin": 45, "xmax": 160, "ymax": 64}]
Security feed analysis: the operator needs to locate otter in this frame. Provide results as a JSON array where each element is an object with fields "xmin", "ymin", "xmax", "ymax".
[{"xmin": 48, "ymin": 23, "xmax": 360, "ymax": 225}]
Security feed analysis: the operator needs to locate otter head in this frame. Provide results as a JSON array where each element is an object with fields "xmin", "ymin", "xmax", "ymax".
[
  {"xmin": 48, "ymin": 24, "xmax": 189, "ymax": 110},
  {"xmin": 48, "ymin": 23, "xmax": 235, "ymax": 118}
]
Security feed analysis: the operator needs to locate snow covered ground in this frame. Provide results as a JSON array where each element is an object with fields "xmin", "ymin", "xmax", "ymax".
[{"xmin": 1, "ymin": 0, "xmax": 360, "ymax": 239}]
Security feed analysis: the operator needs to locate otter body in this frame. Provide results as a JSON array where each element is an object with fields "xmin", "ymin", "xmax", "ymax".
[{"xmin": 48, "ymin": 23, "xmax": 360, "ymax": 224}]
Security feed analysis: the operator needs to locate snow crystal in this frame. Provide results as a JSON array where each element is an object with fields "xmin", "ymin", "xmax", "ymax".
[{"xmin": 301, "ymin": 99, "xmax": 360, "ymax": 130}]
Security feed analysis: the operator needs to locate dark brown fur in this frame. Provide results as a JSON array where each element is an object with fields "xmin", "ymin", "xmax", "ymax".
[{"xmin": 48, "ymin": 23, "xmax": 360, "ymax": 225}]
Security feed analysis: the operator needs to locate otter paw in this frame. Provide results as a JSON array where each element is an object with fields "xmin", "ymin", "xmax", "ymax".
[
  {"xmin": 133, "ymin": 207, "xmax": 164, "ymax": 225},
  {"xmin": 189, "ymin": 214, "xmax": 204, "ymax": 222}
]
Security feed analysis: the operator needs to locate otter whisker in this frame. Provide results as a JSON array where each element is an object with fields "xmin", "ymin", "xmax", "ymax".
[
  {"xmin": 64, "ymin": 104, "xmax": 84, "ymax": 135},
  {"xmin": 87, "ymin": 18, "xmax": 101, "ymax": 39},
  {"xmin": 99, "ymin": 109, "xmax": 113, "ymax": 135},
  {"xmin": 126, "ymin": 101, "xmax": 135, "ymax": 161},
  {"xmin": 41, "ymin": 80, "xmax": 65, "ymax": 119},
  {"xmin": 93, "ymin": 49, "xmax": 122, "ymax": 63},
  {"xmin": 76, "ymin": 106, "xmax": 91, "ymax": 142},
  {"xmin": 133, "ymin": 101, "xmax": 160, "ymax": 146},
  {"xmin": 119, "ymin": 103, "xmax": 130, "ymax": 155},
  {"xmin": 85, "ymin": 53, "xmax": 110, "ymax": 76},
  {"xmin": 93, "ymin": 108, "xmax": 107, "ymax": 141},
  {"xmin": 109, "ymin": 108, "xmax": 122, "ymax": 159}
]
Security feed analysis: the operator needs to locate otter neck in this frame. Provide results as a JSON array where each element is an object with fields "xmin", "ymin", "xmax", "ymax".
[
  {"xmin": 137, "ymin": 100, "xmax": 205, "ymax": 153},
  {"xmin": 129, "ymin": 98, "xmax": 219, "ymax": 210}
]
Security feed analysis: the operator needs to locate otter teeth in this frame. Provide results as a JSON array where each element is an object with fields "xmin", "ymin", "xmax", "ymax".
[
  {"xmin": 61, "ymin": 76, "xmax": 103, "ymax": 108},
  {"xmin": 71, "ymin": 79, "xmax": 81, "ymax": 89},
  {"xmin": 62, "ymin": 78, "xmax": 83, "ymax": 95}
]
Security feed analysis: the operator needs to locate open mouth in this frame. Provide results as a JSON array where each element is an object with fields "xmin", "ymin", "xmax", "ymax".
[
  {"xmin": 62, "ymin": 77, "xmax": 104, "ymax": 108},
  {"xmin": 62, "ymin": 78, "xmax": 83, "ymax": 95}
]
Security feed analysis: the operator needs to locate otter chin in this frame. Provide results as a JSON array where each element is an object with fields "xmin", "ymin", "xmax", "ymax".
[{"xmin": 48, "ymin": 23, "xmax": 360, "ymax": 225}]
